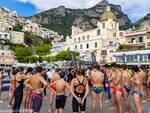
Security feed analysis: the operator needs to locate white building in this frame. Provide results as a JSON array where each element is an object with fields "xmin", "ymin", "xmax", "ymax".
[
  {"xmin": 10, "ymin": 31, "xmax": 24, "ymax": 44},
  {"xmin": 0, "ymin": 31, "xmax": 10, "ymax": 40},
  {"xmin": 23, "ymin": 20, "xmax": 40, "ymax": 34},
  {"xmin": 23, "ymin": 20, "xmax": 62, "ymax": 40},
  {"xmin": 112, "ymin": 50, "xmax": 150, "ymax": 65},
  {"xmin": 51, "ymin": 42, "xmax": 65, "ymax": 55},
  {"xmin": 38, "ymin": 27, "xmax": 55, "ymax": 39},
  {"xmin": 65, "ymin": 6, "xmax": 122, "ymax": 63}
]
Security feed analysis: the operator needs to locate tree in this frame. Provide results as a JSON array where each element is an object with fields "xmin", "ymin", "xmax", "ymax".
[
  {"xmin": 14, "ymin": 47, "xmax": 32, "ymax": 63},
  {"xmin": 43, "ymin": 56, "xmax": 57, "ymax": 62},
  {"xmin": 36, "ymin": 43, "xmax": 51, "ymax": 56},
  {"xmin": 28, "ymin": 55, "xmax": 39, "ymax": 63},
  {"xmin": 24, "ymin": 32, "xmax": 44, "ymax": 47},
  {"xmin": 55, "ymin": 50, "xmax": 79, "ymax": 61},
  {"xmin": 13, "ymin": 24, "xmax": 23, "ymax": 32}
]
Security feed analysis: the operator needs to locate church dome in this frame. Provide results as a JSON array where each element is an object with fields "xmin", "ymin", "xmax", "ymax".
[{"xmin": 100, "ymin": 6, "xmax": 117, "ymax": 22}]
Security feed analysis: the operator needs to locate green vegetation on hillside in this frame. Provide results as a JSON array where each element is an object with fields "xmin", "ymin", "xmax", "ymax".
[
  {"xmin": 13, "ymin": 24, "xmax": 23, "ymax": 32},
  {"xmin": 43, "ymin": 50, "xmax": 79, "ymax": 62}
]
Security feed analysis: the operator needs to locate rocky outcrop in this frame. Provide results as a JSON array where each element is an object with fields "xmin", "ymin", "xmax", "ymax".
[{"xmin": 27, "ymin": 0, "xmax": 132, "ymax": 36}]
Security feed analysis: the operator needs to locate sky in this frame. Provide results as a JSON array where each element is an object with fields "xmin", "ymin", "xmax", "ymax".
[{"xmin": 0, "ymin": 0, "xmax": 150, "ymax": 22}]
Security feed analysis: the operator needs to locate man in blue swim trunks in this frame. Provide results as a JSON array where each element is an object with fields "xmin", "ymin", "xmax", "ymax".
[
  {"xmin": 122, "ymin": 65, "xmax": 132, "ymax": 113},
  {"xmin": 90, "ymin": 65, "xmax": 104, "ymax": 113}
]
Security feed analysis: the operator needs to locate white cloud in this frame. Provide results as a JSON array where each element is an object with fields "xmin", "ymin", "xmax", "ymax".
[{"xmin": 16, "ymin": 0, "xmax": 150, "ymax": 21}]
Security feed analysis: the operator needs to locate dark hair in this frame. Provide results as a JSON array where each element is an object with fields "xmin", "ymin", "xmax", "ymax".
[
  {"xmin": 0, "ymin": 68, "xmax": 3, "ymax": 71},
  {"xmin": 92, "ymin": 65, "xmax": 100, "ymax": 70},
  {"xmin": 25, "ymin": 67, "xmax": 33, "ymax": 75},
  {"xmin": 122, "ymin": 64, "xmax": 127, "ymax": 70},
  {"xmin": 16, "ymin": 67, "xmax": 24, "ymax": 73},
  {"xmin": 59, "ymin": 70, "xmax": 65, "ymax": 78},
  {"xmin": 36, "ymin": 66, "xmax": 43, "ymax": 73},
  {"xmin": 12, "ymin": 69, "xmax": 17, "ymax": 75},
  {"xmin": 76, "ymin": 69, "xmax": 83, "ymax": 76},
  {"xmin": 132, "ymin": 66, "xmax": 140, "ymax": 73}
]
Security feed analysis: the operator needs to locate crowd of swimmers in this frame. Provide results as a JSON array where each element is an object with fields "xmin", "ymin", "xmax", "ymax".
[{"xmin": 0, "ymin": 64, "xmax": 150, "ymax": 113}]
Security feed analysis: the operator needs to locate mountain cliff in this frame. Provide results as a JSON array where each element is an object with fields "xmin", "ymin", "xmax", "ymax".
[
  {"xmin": 134, "ymin": 13, "xmax": 150, "ymax": 27},
  {"xmin": 27, "ymin": 0, "xmax": 132, "ymax": 37}
]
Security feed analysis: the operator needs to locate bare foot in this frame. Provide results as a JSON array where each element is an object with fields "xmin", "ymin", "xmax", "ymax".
[
  {"xmin": 109, "ymin": 107, "xmax": 115, "ymax": 110},
  {"xmin": 48, "ymin": 109, "xmax": 52, "ymax": 113}
]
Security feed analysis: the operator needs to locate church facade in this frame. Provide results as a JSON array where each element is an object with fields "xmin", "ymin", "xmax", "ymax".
[{"xmin": 65, "ymin": 6, "xmax": 124, "ymax": 63}]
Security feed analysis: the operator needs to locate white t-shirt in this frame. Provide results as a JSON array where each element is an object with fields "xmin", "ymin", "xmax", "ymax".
[{"xmin": 47, "ymin": 71, "xmax": 53, "ymax": 79}]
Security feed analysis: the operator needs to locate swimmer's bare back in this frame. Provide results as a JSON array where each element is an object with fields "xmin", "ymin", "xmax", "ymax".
[
  {"xmin": 91, "ymin": 71, "xmax": 104, "ymax": 87},
  {"xmin": 25, "ymin": 73, "xmax": 47, "ymax": 94}
]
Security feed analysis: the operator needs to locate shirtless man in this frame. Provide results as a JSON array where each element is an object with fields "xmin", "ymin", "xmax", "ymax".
[
  {"xmin": 23, "ymin": 67, "xmax": 33, "ymax": 110},
  {"xmin": 139, "ymin": 66, "xmax": 147, "ymax": 103},
  {"xmin": 49, "ymin": 70, "xmax": 70, "ymax": 113},
  {"xmin": 25, "ymin": 66, "xmax": 47, "ymax": 113},
  {"xmin": 147, "ymin": 68, "xmax": 150, "ymax": 100},
  {"xmin": 0, "ymin": 68, "xmax": 4, "ymax": 103},
  {"xmin": 114, "ymin": 65, "xmax": 123, "ymax": 113},
  {"xmin": 108, "ymin": 65, "xmax": 116, "ymax": 110},
  {"xmin": 131, "ymin": 66, "xmax": 143, "ymax": 113},
  {"xmin": 91, "ymin": 65, "xmax": 104, "ymax": 113},
  {"xmin": 122, "ymin": 65, "xmax": 132, "ymax": 113}
]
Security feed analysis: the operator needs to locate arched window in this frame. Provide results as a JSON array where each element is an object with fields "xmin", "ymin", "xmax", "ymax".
[
  {"xmin": 75, "ymin": 45, "xmax": 77, "ymax": 49},
  {"xmin": 86, "ymin": 43, "xmax": 89, "ymax": 49},
  {"xmin": 82, "ymin": 36, "xmax": 85, "ymax": 40},
  {"xmin": 80, "ymin": 44, "xmax": 82, "ymax": 49},
  {"xmin": 95, "ymin": 42, "xmax": 97, "ymax": 48},
  {"xmin": 97, "ymin": 29, "xmax": 100, "ymax": 35},
  {"xmin": 102, "ymin": 22, "xmax": 105, "ymax": 28}
]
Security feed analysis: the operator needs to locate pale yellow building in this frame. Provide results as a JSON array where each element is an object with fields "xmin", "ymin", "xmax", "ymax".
[{"xmin": 10, "ymin": 31, "xmax": 24, "ymax": 44}]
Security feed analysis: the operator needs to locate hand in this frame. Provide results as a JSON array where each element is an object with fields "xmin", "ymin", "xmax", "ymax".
[
  {"xmin": 38, "ymin": 88, "xmax": 44, "ymax": 93},
  {"xmin": 76, "ymin": 97, "xmax": 82, "ymax": 104},
  {"xmin": 65, "ymin": 93, "xmax": 70, "ymax": 97},
  {"xmin": 81, "ymin": 98, "xmax": 85, "ymax": 105}
]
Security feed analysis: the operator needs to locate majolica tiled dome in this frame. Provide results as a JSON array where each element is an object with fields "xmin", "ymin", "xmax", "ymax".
[{"xmin": 101, "ymin": 6, "xmax": 117, "ymax": 21}]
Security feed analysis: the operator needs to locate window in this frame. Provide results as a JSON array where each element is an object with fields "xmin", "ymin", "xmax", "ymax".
[
  {"xmin": 131, "ymin": 38, "xmax": 135, "ymax": 43},
  {"xmin": 139, "ymin": 37, "xmax": 143, "ymax": 42},
  {"xmin": 102, "ymin": 23, "xmax": 105, "ymax": 28},
  {"xmin": 5, "ymin": 34, "xmax": 8, "ymax": 38},
  {"xmin": 113, "ymin": 33, "xmax": 116, "ymax": 37},
  {"xmin": 82, "ymin": 36, "xmax": 85, "ymax": 40},
  {"xmin": 78, "ymin": 37, "xmax": 80, "ymax": 41},
  {"xmin": 94, "ymin": 42, "xmax": 97, "ymax": 48},
  {"xmin": 101, "ymin": 50, "xmax": 107, "ymax": 55},
  {"xmin": 87, "ymin": 35, "xmax": 90, "ymax": 40},
  {"xmin": 0, "ymin": 34, "xmax": 1, "ymax": 37},
  {"xmin": 74, "ymin": 38, "xmax": 76, "ymax": 42},
  {"xmin": 86, "ymin": 43, "xmax": 89, "ymax": 49},
  {"xmin": 80, "ymin": 44, "xmax": 82, "ymax": 49},
  {"xmin": 75, "ymin": 45, "xmax": 77, "ymax": 49},
  {"xmin": 110, "ymin": 50, "xmax": 113, "ymax": 53},
  {"xmin": 120, "ymin": 32, "xmax": 123, "ymax": 36},
  {"xmin": 109, "ymin": 41, "xmax": 113, "ymax": 46},
  {"xmin": 97, "ymin": 29, "xmax": 100, "ymax": 35}
]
